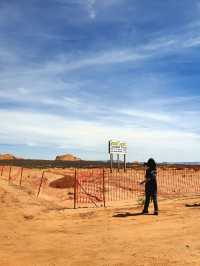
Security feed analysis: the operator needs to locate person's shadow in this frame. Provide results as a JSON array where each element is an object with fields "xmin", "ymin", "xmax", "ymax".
[{"xmin": 112, "ymin": 212, "xmax": 154, "ymax": 217}]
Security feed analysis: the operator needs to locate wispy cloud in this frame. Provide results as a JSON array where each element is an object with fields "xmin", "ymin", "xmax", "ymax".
[
  {"xmin": 119, "ymin": 109, "xmax": 173, "ymax": 123},
  {"xmin": 26, "ymin": 32, "xmax": 200, "ymax": 74},
  {"xmin": 87, "ymin": 0, "xmax": 96, "ymax": 19},
  {"xmin": 0, "ymin": 87, "xmax": 90, "ymax": 114},
  {"xmin": 0, "ymin": 109, "xmax": 200, "ymax": 161}
]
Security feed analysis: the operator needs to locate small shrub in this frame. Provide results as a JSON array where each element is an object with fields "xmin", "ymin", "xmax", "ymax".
[{"xmin": 137, "ymin": 196, "xmax": 145, "ymax": 206}]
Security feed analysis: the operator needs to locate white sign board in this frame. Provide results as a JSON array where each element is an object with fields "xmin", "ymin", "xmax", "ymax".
[{"xmin": 108, "ymin": 140, "xmax": 127, "ymax": 154}]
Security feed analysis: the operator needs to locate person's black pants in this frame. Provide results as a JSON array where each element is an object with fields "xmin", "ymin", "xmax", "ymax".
[{"xmin": 143, "ymin": 191, "xmax": 158, "ymax": 212}]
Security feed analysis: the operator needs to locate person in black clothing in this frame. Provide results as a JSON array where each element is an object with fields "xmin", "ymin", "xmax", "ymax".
[{"xmin": 140, "ymin": 158, "xmax": 159, "ymax": 215}]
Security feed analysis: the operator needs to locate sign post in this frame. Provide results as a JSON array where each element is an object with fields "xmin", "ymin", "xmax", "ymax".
[
  {"xmin": 108, "ymin": 140, "xmax": 127, "ymax": 172},
  {"xmin": 124, "ymin": 154, "xmax": 126, "ymax": 172},
  {"xmin": 110, "ymin": 153, "xmax": 113, "ymax": 172},
  {"xmin": 117, "ymin": 154, "xmax": 120, "ymax": 172}
]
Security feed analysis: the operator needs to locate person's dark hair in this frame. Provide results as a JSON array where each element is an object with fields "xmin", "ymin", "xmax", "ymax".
[{"xmin": 146, "ymin": 158, "xmax": 156, "ymax": 170}]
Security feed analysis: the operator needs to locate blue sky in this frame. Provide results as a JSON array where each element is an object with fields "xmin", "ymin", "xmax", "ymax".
[{"xmin": 1, "ymin": 0, "xmax": 200, "ymax": 162}]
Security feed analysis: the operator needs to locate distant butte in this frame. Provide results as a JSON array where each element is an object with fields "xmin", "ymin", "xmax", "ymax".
[
  {"xmin": 0, "ymin": 153, "xmax": 19, "ymax": 160},
  {"xmin": 55, "ymin": 154, "xmax": 81, "ymax": 161}
]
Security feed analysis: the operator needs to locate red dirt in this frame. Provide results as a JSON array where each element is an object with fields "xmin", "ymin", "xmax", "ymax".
[{"xmin": 0, "ymin": 176, "xmax": 200, "ymax": 265}]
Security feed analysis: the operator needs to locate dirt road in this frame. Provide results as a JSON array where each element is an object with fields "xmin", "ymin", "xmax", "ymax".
[{"xmin": 0, "ymin": 179, "xmax": 200, "ymax": 266}]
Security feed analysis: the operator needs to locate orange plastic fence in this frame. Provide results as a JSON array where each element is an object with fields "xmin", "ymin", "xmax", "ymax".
[
  {"xmin": 0, "ymin": 165, "xmax": 75, "ymax": 208},
  {"xmin": 76, "ymin": 169, "xmax": 104, "ymax": 207},
  {"xmin": 1, "ymin": 165, "xmax": 200, "ymax": 208},
  {"xmin": 0, "ymin": 166, "xmax": 44, "ymax": 195},
  {"xmin": 75, "ymin": 167, "xmax": 200, "ymax": 207},
  {"xmin": 38, "ymin": 169, "xmax": 75, "ymax": 207}
]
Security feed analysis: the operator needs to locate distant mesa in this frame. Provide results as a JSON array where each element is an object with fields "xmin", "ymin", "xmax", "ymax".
[
  {"xmin": 0, "ymin": 153, "xmax": 19, "ymax": 160},
  {"xmin": 55, "ymin": 154, "xmax": 81, "ymax": 161}
]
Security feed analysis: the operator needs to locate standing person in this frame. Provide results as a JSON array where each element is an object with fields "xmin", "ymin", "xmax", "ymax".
[{"xmin": 140, "ymin": 158, "xmax": 159, "ymax": 215}]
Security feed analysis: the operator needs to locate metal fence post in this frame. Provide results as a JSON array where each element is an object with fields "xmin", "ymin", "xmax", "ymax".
[
  {"xmin": 19, "ymin": 167, "xmax": 24, "ymax": 187},
  {"xmin": 102, "ymin": 168, "xmax": 106, "ymax": 207},
  {"xmin": 37, "ymin": 171, "xmax": 45, "ymax": 198},
  {"xmin": 8, "ymin": 166, "xmax": 12, "ymax": 184},
  {"xmin": 1, "ymin": 166, "xmax": 4, "ymax": 177},
  {"xmin": 74, "ymin": 169, "xmax": 77, "ymax": 209}
]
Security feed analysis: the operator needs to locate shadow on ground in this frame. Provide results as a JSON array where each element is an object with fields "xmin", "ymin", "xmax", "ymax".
[
  {"xmin": 112, "ymin": 212, "xmax": 156, "ymax": 217},
  {"xmin": 185, "ymin": 203, "xmax": 200, "ymax": 207}
]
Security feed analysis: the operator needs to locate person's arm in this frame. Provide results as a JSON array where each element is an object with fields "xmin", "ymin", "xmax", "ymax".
[{"xmin": 140, "ymin": 177, "xmax": 150, "ymax": 185}]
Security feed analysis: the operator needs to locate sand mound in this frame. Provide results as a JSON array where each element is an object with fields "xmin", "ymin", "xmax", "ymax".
[
  {"xmin": 49, "ymin": 175, "xmax": 74, "ymax": 189},
  {"xmin": 55, "ymin": 154, "xmax": 80, "ymax": 161}
]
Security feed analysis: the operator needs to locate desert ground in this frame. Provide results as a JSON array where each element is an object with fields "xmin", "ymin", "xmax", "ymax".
[{"xmin": 0, "ymin": 173, "xmax": 200, "ymax": 266}]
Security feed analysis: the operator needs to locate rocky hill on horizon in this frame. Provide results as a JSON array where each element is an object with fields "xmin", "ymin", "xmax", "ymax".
[
  {"xmin": 0, "ymin": 153, "xmax": 19, "ymax": 160},
  {"xmin": 55, "ymin": 153, "xmax": 81, "ymax": 161}
]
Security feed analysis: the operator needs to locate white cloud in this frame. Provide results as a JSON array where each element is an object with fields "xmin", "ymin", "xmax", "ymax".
[
  {"xmin": 2, "ymin": 24, "xmax": 200, "ymax": 78},
  {"xmin": 119, "ymin": 109, "xmax": 173, "ymax": 123},
  {"xmin": 23, "ymin": 33, "xmax": 200, "ymax": 74},
  {"xmin": 0, "ymin": 85, "xmax": 183, "ymax": 125},
  {"xmin": 0, "ymin": 86, "xmax": 102, "ymax": 115},
  {"xmin": 33, "ymin": 49, "xmax": 152, "ymax": 75},
  {"xmin": 0, "ymin": 109, "xmax": 200, "ymax": 161},
  {"xmin": 184, "ymin": 36, "xmax": 200, "ymax": 48},
  {"xmin": 145, "ymin": 95, "xmax": 200, "ymax": 107},
  {"xmin": 87, "ymin": 0, "xmax": 96, "ymax": 19}
]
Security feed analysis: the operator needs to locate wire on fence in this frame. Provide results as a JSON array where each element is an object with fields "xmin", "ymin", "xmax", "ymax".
[
  {"xmin": 1, "ymin": 165, "xmax": 200, "ymax": 208},
  {"xmin": 74, "ymin": 167, "xmax": 200, "ymax": 208}
]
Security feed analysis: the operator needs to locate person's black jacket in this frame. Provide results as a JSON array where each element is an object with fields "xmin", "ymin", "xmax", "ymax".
[{"xmin": 145, "ymin": 168, "xmax": 157, "ymax": 193}]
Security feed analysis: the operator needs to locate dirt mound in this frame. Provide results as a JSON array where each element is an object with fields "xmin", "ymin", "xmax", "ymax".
[
  {"xmin": 0, "ymin": 153, "xmax": 18, "ymax": 160},
  {"xmin": 49, "ymin": 175, "xmax": 74, "ymax": 189},
  {"xmin": 55, "ymin": 154, "xmax": 80, "ymax": 161}
]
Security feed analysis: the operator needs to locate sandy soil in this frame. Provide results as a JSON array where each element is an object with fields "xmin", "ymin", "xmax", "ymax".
[{"xmin": 0, "ymin": 178, "xmax": 200, "ymax": 266}]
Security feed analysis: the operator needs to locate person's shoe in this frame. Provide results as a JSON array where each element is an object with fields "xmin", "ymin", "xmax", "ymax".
[
  {"xmin": 142, "ymin": 210, "xmax": 149, "ymax": 215},
  {"xmin": 154, "ymin": 211, "xmax": 158, "ymax": 215}
]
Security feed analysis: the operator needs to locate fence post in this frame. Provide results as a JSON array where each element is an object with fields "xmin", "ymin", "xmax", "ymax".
[
  {"xmin": 1, "ymin": 166, "xmax": 4, "ymax": 177},
  {"xmin": 102, "ymin": 168, "xmax": 106, "ymax": 207},
  {"xmin": 8, "ymin": 166, "xmax": 12, "ymax": 184},
  {"xmin": 37, "ymin": 171, "xmax": 45, "ymax": 198},
  {"xmin": 19, "ymin": 167, "xmax": 24, "ymax": 187},
  {"xmin": 74, "ymin": 169, "xmax": 77, "ymax": 209}
]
